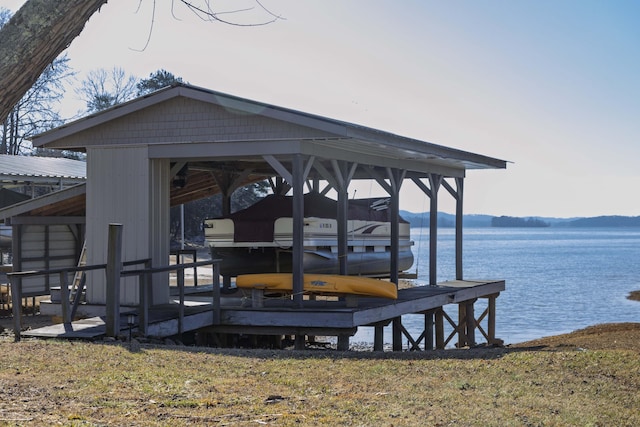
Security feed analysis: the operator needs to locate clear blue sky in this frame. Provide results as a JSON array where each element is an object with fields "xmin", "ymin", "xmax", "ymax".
[{"xmin": 4, "ymin": 0, "xmax": 640, "ymax": 217}]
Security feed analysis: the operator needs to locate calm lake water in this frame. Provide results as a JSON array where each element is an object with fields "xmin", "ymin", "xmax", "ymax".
[{"xmin": 353, "ymin": 227, "xmax": 640, "ymax": 346}]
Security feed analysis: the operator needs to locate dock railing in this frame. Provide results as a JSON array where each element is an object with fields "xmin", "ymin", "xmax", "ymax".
[
  {"xmin": 8, "ymin": 257, "xmax": 222, "ymax": 342},
  {"xmin": 8, "ymin": 258, "xmax": 149, "ymax": 342},
  {"xmin": 121, "ymin": 259, "xmax": 221, "ymax": 337}
]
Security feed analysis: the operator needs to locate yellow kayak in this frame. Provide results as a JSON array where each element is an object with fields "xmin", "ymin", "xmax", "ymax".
[{"xmin": 236, "ymin": 273, "xmax": 398, "ymax": 299}]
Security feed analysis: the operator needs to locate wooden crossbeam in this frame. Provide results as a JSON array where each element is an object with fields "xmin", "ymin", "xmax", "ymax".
[{"xmin": 399, "ymin": 323, "xmax": 426, "ymax": 351}]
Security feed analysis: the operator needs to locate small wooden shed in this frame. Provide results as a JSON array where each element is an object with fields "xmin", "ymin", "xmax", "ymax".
[
  {"xmin": 25, "ymin": 83, "xmax": 506, "ymax": 309},
  {"xmin": 0, "ymin": 155, "xmax": 86, "ymax": 298}
]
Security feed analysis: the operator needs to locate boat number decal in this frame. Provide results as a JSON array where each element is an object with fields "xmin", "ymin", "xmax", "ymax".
[
  {"xmin": 362, "ymin": 225, "xmax": 382, "ymax": 234},
  {"xmin": 310, "ymin": 280, "xmax": 328, "ymax": 287}
]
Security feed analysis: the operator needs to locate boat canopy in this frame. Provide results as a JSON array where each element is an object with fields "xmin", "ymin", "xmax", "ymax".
[{"xmin": 208, "ymin": 192, "xmax": 408, "ymax": 243}]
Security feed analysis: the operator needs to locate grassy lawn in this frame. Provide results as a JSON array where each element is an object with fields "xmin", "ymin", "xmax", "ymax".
[{"xmin": 1, "ymin": 323, "xmax": 639, "ymax": 426}]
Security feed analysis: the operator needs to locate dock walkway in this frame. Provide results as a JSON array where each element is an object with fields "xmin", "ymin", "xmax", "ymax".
[{"xmin": 21, "ymin": 279, "xmax": 504, "ymax": 351}]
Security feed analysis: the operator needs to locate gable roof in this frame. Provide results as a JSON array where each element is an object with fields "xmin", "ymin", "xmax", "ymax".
[{"xmin": 32, "ymin": 84, "xmax": 506, "ymax": 176}]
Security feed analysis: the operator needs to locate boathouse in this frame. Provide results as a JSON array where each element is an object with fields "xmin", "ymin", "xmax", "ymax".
[{"xmin": 4, "ymin": 84, "xmax": 507, "ymax": 350}]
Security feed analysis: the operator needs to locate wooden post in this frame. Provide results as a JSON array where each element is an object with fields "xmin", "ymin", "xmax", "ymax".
[
  {"xmin": 337, "ymin": 334, "xmax": 350, "ymax": 351},
  {"xmin": 455, "ymin": 177, "xmax": 464, "ymax": 280},
  {"xmin": 105, "ymin": 224, "xmax": 123, "ymax": 338},
  {"xmin": 10, "ymin": 276, "xmax": 22, "ymax": 342},
  {"xmin": 389, "ymin": 169, "xmax": 401, "ymax": 284},
  {"xmin": 428, "ymin": 174, "xmax": 442, "ymax": 286},
  {"xmin": 425, "ymin": 310, "xmax": 434, "ymax": 350},
  {"xmin": 212, "ymin": 260, "xmax": 221, "ymax": 325},
  {"xmin": 177, "ymin": 267, "xmax": 185, "ymax": 336},
  {"xmin": 458, "ymin": 303, "xmax": 466, "ymax": 348},
  {"xmin": 291, "ymin": 154, "xmax": 304, "ymax": 309},
  {"xmin": 59, "ymin": 270, "xmax": 70, "ymax": 324},
  {"xmin": 392, "ymin": 318, "xmax": 403, "ymax": 351},
  {"xmin": 435, "ymin": 308, "xmax": 444, "ymax": 349},
  {"xmin": 139, "ymin": 271, "xmax": 149, "ymax": 336},
  {"xmin": 374, "ymin": 325, "xmax": 384, "ymax": 351},
  {"xmin": 465, "ymin": 300, "xmax": 476, "ymax": 347},
  {"xmin": 389, "ymin": 168, "xmax": 403, "ymax": 351},
  {"xmin": 251, "ymin": 288, "xmax": 264, "ymax": 308},
  {"xmin": 336, "ymin": 162, "xmax": 349, "ymax": 276},
  {"xmin": 488, "ymin": 293, "xmax": 498, "ymax": 344}
]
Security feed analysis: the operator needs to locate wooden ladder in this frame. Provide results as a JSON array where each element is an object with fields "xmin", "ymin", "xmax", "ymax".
[{"xmin": 69, "ymin": 241, "xmax": 87, "ymax": 319}]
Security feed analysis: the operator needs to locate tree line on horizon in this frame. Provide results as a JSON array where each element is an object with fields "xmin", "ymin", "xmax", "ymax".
[{"xmin": 399, "ymin": 211, "xmax": 640, "ymax": 228}]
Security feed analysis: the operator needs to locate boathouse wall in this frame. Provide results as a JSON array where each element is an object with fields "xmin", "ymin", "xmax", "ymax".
[{"xmin": 85, "ymin": 146, "xmax": 170, "ymax": 306}]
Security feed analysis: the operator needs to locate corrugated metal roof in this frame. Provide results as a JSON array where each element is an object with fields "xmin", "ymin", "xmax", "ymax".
[{"xmin": 0, "ymin": 154, "xmax": 86, "ymax": 182}]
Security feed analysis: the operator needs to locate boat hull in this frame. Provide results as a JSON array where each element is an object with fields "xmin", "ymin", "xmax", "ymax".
[
  {"xmin": 236, "ymin": 273, "xmax": 398, "ymax": 299},
  {"xmin": 210, "ymin": 247, "xmax": 414, "ymax": 277}
]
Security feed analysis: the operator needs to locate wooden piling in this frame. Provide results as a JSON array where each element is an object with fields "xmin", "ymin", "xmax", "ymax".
[{"xmin": 105, "ymin": 223, "xmax": 123, "ymax": 337}]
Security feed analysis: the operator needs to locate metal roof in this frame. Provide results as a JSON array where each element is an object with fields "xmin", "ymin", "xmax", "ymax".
[
  {"xmin": 12, "ymin": 85, "xmax": 508, "ymax": 219},
  {"xmin": 32, "ymin": 84, "xmax": 507, "ymax": 174},
  {"xmin": 0, "ymin": 154, "xmax": 86, "ymax": 185}
]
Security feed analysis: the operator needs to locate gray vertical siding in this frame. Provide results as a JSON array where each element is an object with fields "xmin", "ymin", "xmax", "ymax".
[
  {"xmin": 86, "ymin": 146, "xmax": 154, "ymax": 305},
  {"xmin": 149, "ymin": 158, "xmax": 170, "ymax": 305},
  {"xmin": 18, "ymin": 224, "xmax": 78, "ymax": 295}
]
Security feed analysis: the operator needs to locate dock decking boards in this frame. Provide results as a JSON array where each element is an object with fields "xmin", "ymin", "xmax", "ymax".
[{"xmin": 21, "ymin": 279, "xmax": 504, "ymax": 350}]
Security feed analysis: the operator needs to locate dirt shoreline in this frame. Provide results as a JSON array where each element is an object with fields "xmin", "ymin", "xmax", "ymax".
[{"xmin": 3, "ymin": 312, "xmax": 640, "ymax": 353}]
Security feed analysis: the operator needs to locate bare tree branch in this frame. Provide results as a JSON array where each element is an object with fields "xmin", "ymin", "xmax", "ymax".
[
  {"xmin": 130, "ymin": 0, "xmax": 283, "ymax": 51},
  {"xmin": 0, "ymin": 0, "xmax": 108, "ymax": 123},
  {"xmin": 131, "ymin": 0, "xmax": 157, "ymax": 52},
  {"xmin": 254, "ymin": 0, "xmax": 284, "ymax": 21},
  {"xmin": 0, "ymin": 0, "xmax": 283, "ymax": 121},
  {"xmin": 178, "ymin": 0, "xmax": 280, "ymax": 26}
]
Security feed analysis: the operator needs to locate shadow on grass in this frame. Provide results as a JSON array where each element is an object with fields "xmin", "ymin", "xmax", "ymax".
[{"xmin": 116, "ymin": 340, "xmax": 555, "ymax": 361}]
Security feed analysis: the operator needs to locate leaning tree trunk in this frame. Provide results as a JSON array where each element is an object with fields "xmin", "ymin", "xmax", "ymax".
[{"xmin": 0, "ymin": 0, "xmax": 108, "ymax": 123}]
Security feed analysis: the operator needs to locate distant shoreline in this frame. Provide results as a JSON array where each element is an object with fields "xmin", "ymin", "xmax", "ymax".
[{"xmin": 401, "ymin": 212, "xmax": 640, "ymax": 228}]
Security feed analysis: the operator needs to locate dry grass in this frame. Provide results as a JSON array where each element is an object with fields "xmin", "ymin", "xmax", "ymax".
[{"xmin": 0, "ymin": 323, "xmax": 639, "ymax": 426}]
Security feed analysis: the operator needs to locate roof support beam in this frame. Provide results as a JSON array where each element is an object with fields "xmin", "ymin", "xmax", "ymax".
[
  {"xmin": 211, "ymin": 168, "xmax": 254, "ymax": 215},
  {"xmin": 169, "ymin": 161, "xmax": 187, "ymax": 178},
  {"xmin": 386, "ymin": 167, "xmax": 405, "ymax": 352},
  {"xmin": 364, "ymin": 165, "xmax": 392, "ymax": 194},
  {"xmin": 428, "ymin": 174, "xmax": 443, "ymax": 286},
  {"xmin": 411, "ymin": 174, "xmax": 444, "ymax": 285},
  {"xmin": 312, "ymin": 161, "xmax": 339, "ymax": 193},
  {"xmin": 386, "ymin": 167, "xmax": 406, "ymax": 286},
  {"xmin": 263, "ymin": 155, "xmax": 292, "ymax": 185},
  {"xmin": 454, "ymin": 177, "xmax": 464, "ymax": 280},
  {"xmin": 291, "ymin": 154, "xmax": 305, "ymax": 309},
  {"xmin": 411, "ymin": 176, "xmax": 432, "ymax": 199},
  {"xmin": 442, "ymin": 178, "xmax": 459, "ymax": 201},
  {"xmin": 333, "ymin": 161, "xmax": 357, "ymax": 276},
  {"xmin": 263, "ymin": 154, "xmax": 314, "ymax": 188},
  {"xmin": 268, "ymin": 177, "xmax": 291, "ymax": 195}
]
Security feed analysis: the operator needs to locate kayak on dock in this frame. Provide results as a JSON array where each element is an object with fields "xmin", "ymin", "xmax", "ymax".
[{"xmin": 236, "ymin": 273, "xmax": 398, "ymax": 299}]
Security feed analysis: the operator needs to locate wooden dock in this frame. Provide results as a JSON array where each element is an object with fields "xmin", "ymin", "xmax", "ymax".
[{"xmin": 21, "ymin": 279, "xmax": 504, "ymax": 351}]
